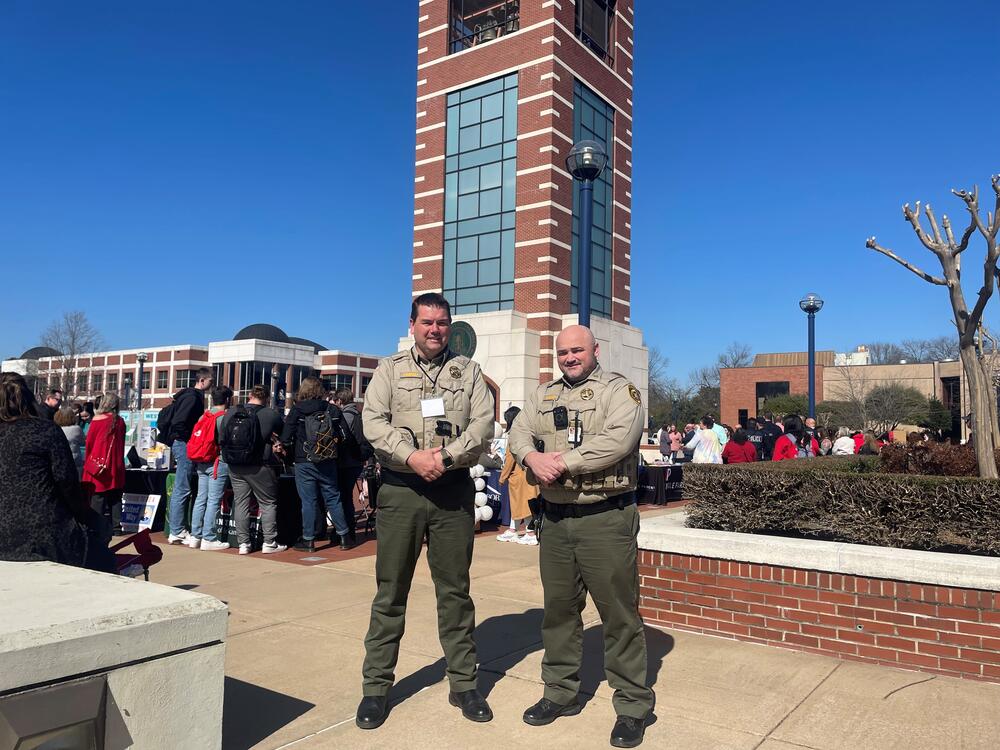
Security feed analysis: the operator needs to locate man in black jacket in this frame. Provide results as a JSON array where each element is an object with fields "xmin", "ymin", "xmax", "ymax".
[
  {"xmin": 279, "ymin": 377, "xmax": 352, "ymax": 552},
  {"xmin": 166, "ymin": 368, "xmax": 214, "ymax": 544},
  {"xmin": 36, "ymin": 388, "xmax": 62, "ymax": 420},
  {"xmin": 745, "ymin": 418, "xmax": 767, "ymax": 460},
  {"xmin": 757, "ymin": 413, "xmax": 783, "ymax": 461},
  {"xmin": 331, "ymin": 387, "xmax": 371, "ymax": 544}
]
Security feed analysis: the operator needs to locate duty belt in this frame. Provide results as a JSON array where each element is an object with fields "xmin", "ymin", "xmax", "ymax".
[{"xmin": 542, "ymin": 493, "xmax": 636, "ymax": 521}]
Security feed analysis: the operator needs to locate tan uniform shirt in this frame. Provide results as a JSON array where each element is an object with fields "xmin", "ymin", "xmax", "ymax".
[
  {"xmin": 362, "ymin": 347, "xmax": 494, "ymax": 473},
  {"xmin": 508, "ymin": 365, "xmax": 644, "ymax": 505}
]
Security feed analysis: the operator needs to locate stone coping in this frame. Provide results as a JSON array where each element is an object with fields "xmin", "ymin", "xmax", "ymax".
[
  {"xmin": 638, "ymin": 513, "xmax": 1000, "ymax": 592},
  {"xmin": 0, "ymin": 562, "xmax": 228, "ymax": 693}
]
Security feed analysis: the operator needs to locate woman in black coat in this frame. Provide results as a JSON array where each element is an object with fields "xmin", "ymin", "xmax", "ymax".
[{"xmin": 0, "ymin": 372, "xmax": 102, "ymax": 567}]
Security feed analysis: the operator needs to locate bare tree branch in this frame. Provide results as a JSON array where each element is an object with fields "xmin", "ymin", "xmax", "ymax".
[
  {"xmin": 865, "ymin": 237, "xmax": 948, "ymax": 285},
  {"xmin": 924, "ymin": 203, "xmax": 945, "ymax": 246}
]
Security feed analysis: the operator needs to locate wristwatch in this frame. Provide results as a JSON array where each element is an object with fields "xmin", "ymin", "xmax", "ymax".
[{"xmin": 441, "ymin": 449, "xmax": 455, "ymax": 469}]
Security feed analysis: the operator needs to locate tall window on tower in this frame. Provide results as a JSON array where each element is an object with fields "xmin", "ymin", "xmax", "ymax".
[
  {"xmin": 571, "ymin": 81, "xmax": 614, "ymax": 319},
  {"xmin": 575, "ymin": 0, "xmax": 616, "ymax": 67},
  {"xmin": 442, "ymin": 74, "xmax": 518, "ymax": 314}
]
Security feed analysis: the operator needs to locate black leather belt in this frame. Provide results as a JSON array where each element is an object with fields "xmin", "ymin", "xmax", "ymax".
[{"xmin": 542, "ymin": 493, "xmax": 635, "ymax": 521}]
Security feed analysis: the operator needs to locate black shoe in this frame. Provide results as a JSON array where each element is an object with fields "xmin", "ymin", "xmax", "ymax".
[
  {"xmin": 522, "ymin": 697, "xmax": 582, "ymax": 726},
  {"xmin": 293, "ymin": 539, "xmax": 314, "ymax": 552},
  {"xmin": 610, "ymin": 715, "xmax": 646, "ymax": 748},
  {"xmin": 355, "ymin": 695, "xmax": 389, "ymax": 730},
  {"xmin": 339, "ymin": 534, "xmax": 353, "ymax": 550},
  {"xmin": 315, "ymin": 530, "xmax": 329, "ymax": 541},
  {"xmin": 448, "ymin": 689, "xmax": 493, "ymax": 722}
]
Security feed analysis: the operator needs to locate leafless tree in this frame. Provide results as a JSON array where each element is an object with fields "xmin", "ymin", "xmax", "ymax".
[
  {"xmin": 866, "ymin": 341, "xmax": 905, "ymax": 365},
  {"xmin": 826, "ymin": 365, "xmax": 871, "ymax": 429},
  {"xmin": 39, "ymin": 311, "xmax": 105, "ymax": 400},
  {"xmin": 867, "ymin": 175, "xmax": 1000, "ymax": 478},
  {"xmin": 899, "ymin": 338, "xmax": 931, "ymax": 363},
  {"xmin": 925, "ymin": 334, "xmax": 960, "ymax": 361},
  {"xmin": 718, "ymin": 341, "xmax": 752, "ymax": 370}
]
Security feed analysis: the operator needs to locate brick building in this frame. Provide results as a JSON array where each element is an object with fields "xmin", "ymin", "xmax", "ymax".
[
  {"xmin": 720, "ymin": 350, "xmax": 965, "ymax": 437},
  {"xmin": 4, "ymin": 323, "xmax": 381, "ymax": 410},
  {"xmin": 404, "ymin": 0, "xmax": 648, "ymax": 411}
]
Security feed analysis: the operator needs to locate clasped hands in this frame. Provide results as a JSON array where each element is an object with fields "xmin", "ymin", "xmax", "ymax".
[
  {"xmin": 523, "ymin": 451, "xmax": 568, "ymax": 486},
  {"xmin": 407, "ymin": 447, "xmax": 446, "ymax": 481}
]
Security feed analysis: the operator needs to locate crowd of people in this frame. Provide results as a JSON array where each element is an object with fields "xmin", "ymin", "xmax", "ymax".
[
  {"xmin": 654, "ymin": 413, "xmax": 890, "ymax": 464},
  {"xmin": 159, "ymin": 367, "xmax": 372, "ymax": 556}
]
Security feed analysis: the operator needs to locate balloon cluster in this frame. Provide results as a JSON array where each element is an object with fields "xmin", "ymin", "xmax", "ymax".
[{"xmin": 469, "ymin": 464, "xmax": 494, "ymax": 522}]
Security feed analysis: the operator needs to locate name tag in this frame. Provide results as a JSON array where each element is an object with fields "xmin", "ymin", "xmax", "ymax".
[{"xmin": 421, "ymin": 397, "xmax": 446, "ymax": 418}]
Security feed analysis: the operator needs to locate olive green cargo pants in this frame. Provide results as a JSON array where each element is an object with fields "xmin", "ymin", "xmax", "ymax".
[
  {"xmin": 538, "ymin": 502, "xmax": 653, "ymax": 718},
  {"xmin": 362, "ymin": 480, "xmax": 478, "ymax": 695}
]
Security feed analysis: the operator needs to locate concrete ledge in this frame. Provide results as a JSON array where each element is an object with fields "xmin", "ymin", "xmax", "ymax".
[
  {"xmin": 638, "ymin": 513, "xmax": 1000, "ymax": 592},
  {"xmin": 0, "ymin": 562, "xmax": 228, "ymax": 693}
]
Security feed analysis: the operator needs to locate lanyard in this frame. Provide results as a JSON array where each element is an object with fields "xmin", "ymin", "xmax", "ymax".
[{"xmin": 412, "ymin": 348, "xmax": 451, "ymax": 396}]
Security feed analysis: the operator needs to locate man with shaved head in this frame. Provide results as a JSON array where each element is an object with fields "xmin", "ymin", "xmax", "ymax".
[{"xmin": 509, "ymin": 324, "xmax": 653, "ymax": 748}]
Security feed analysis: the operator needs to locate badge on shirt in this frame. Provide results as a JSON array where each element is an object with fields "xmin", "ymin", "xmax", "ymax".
[
  {"xmin": 421, "ymin": 397, "xmax": 446, "ymax": 418},
  {"xmin": 580, "ymin": 388, "xmax": 594, "ymax": 401},
  {"xmin": 449, "ymin": 365, "xmax": 462, "ymax": 379}
]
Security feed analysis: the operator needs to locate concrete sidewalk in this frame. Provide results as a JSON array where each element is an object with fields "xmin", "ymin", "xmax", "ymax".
[{"xmin": 151, "ymin": 519, "xmax": 1000, "ymax": 749}]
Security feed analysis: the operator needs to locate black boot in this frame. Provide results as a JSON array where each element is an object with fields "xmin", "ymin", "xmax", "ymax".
[
  {"xmin": 522, "ymin": 697, "xmax": 582, "ymax": 726},
  {"xmin": 339, "ymin": 534, "xmax": 353, "ymax": 550},
  {"xmin": 293, "ymin": 538, "xmax": 314, "ymax": 552},
  {"xmin": 355, "ymin": 695, "xmax": 389, "ymax": 730},
  {"xmin": 610, "ymin": 715, "xmax": 646, "ymax": 748},
  {"xmin": 448, "ymin": 689, "xmax": 493, "ymax": 722}
]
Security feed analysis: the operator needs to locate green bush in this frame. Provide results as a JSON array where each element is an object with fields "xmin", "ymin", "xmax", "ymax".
[{"xmin": 683, "ymin": 457, "xmax": 1000, "ymax": 555}]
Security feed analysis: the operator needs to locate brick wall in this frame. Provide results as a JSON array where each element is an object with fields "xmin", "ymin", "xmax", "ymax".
[
  {"xmin": 719, "ymin": 364, "xmax": 824, "ymax": 426},
  {"xmin": 639, "ymin": 551, "xmax": 1000, "ymax": 683}
]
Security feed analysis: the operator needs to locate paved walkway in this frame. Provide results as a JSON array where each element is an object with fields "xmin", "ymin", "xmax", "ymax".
[{"xmin": 151, "ymin": 516, "xmax": 1000, "ymax": 749}]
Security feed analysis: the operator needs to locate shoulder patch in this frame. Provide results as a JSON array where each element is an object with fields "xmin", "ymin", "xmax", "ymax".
[{"xmin": 627, "ymin": 384, "xmax": 642, "ymax": 404}]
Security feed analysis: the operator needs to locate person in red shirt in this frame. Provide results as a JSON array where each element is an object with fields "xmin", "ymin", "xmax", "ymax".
[
  {"xmin": 83, "ymin": 391, "xmax": 127, "ymax": 535},
  {"xmin": 772, "ymin": 415, "xmax": 820, "ymax": 461},
  {"xmin": 722, "ymin": 428, "xmax": 758, "ymax": 464}
]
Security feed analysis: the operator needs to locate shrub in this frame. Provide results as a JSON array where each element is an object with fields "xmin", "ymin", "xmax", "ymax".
[
  {"xmin": 683, "ymin": 457, "xmax": 1000, "ymax": 555},
  {"xmin": 878, "ymin": 441, "xmax": 1000, "ymax": 477}
]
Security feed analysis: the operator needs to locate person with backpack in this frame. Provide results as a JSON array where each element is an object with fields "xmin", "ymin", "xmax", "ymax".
[
  {"xmin": 161, "ymin": 367, "xmax": 214, "ymax": 545},
  {"xmin": 186, "ymin": 385, "xmax": 232, "ymax": 551},
  {"xmin": 279, "ymin": 377, "xmax": 351, "ymax": 552},
  {"xmin": 221, "ymin": 385, "xmax": 286, "ymax": 555},
  {"xmin": 332, "ymin": 387, "xmax": 372, "ymax": 545}
]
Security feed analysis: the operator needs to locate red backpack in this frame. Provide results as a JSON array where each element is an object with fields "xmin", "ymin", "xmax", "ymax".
[{"xmin": 186, "ymin": 410, "xmax": 223, "ymax": 463}]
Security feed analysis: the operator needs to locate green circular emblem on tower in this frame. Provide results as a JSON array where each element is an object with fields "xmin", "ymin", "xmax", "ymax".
[{"xmin": 449, "ymin": 321, "xmax": 477, "ymax": 358}]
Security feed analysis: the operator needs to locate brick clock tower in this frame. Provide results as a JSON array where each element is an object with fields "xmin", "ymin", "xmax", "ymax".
[{"xmin": 404, "ymin": 0, "xmax": 648, "ymax": 414}]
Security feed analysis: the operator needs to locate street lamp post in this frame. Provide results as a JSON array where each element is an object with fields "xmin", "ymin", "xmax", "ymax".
[
  {"xmin": 271, "ymin": 365, "xmax": 280, "ymax": 407},
  {"xmin": 136, "ymin": 352, "xmax": 148, "ymax": 411},
  {"xmin": 798, "ymin": 294, "xmax": 824, "ymax": 420},
  {"xmin": 566, "ymin": 140, "xmax": 608, "ymax": 328}
]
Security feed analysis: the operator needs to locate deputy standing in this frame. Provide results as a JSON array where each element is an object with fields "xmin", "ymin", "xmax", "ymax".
[
  {"xmin": 356, "ymin": 293, "xmax": 495, "ymax": 730},
  {"xmin": 508, "ymin": 324, "xmax": 654, "ymax": 749}
]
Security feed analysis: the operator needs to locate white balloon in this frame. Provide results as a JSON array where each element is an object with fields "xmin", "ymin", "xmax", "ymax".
[
  {"xmin": 474, "ymin": 507, "xmax": 483, "ymax": 522},
  {"xmin": 479, "ymin": 505, "xmax": 494, "ymax": 521},
  {"xmin": 475, "ymin": 464, "xmax": 486, "ymax": 478},
  {"xmin": 469, "ymin": 467, "xmax": 478, "ymax": 477},
  {"xmin": 474, "ymin": 478, "xmax": 486, "ymax": 491},
  {"xmin": 474, "ymin": 492, "xmax": 488, "ymax": 506}
]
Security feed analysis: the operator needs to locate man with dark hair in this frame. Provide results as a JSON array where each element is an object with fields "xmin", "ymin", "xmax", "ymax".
[
  {"xmin": 757, "ymin": 413, "xmax": 783, "ymax": 461},
  {"xmin": 356, "ymin": 291, "xmax": 495, "ymax": 730},
  {"xmin": 745, "ymin": 417, "xmax": 767, "ymax": 460},
  {"xmin": 166, "ymin": 367, "xmax": 214, "ymax": 544},
  {"xmin": 37, "ymin": 388, "xmax": 63, "ymax": 420},
  {"xmin": 188, "ymin": 385, "xmax": 233, "ymax": 551},
  {"xmin": 223, "ymin": 385, "xmax": 286, "ymax": 555},
  {"xmin": 332, "ymin": 387, "xmax": 370, "ymax": 544}
]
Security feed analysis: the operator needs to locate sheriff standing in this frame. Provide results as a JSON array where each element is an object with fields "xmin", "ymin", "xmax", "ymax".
[
  {"xmin": 356, "ymin": 293, "xmax": 495, "ymax": 729},
  {"xmin": 508, "ymin": 324, "xmax": 653, "ymax": 748}
]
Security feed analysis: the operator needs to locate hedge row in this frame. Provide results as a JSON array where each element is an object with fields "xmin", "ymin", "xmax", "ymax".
[{"xmin": 683, "ymin": 457, "xmax": 1000, "ymax": 555}]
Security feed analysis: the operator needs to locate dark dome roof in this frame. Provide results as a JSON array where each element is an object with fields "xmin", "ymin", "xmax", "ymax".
[
  {"xmin": 20, "ymin": 346, "xmax": 62, "ymax": 359},
  {"xmin": 233, "ymin": 324, "xmax": 289, "ymax": 343},
  {"xmin": 288, "ymin": 336, "xmax": 327, "ymax": 354}
]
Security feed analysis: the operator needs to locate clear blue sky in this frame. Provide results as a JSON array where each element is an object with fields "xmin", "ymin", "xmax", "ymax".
[{"xmin": 2, "ymin": 1, "xmax": 998, "ymax": 382}]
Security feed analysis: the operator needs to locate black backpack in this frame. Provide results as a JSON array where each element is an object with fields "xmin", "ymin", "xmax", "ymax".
[
  {"xmin": 155, "ymin": 401, "xmax": 177, "ymax": 447},
  {"xmin": 303, "ymin": 406, "xmax": 339, "ymax": 463},
  {"xmin": 341, "ymin": 407, "xmax": 374, "ymax": 462},
  {"xmin": 220, "ymin": 405, "xmax": 264, "ymax": 466}
]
